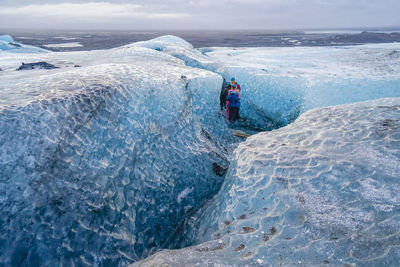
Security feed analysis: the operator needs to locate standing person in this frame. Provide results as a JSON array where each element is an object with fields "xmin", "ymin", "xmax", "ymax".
[
  {"xmin": 231, "ymin": 83, "xmax": 241, "ymax": 119},
  {"xmin": 220, "ymin": 82, "xmax": 231, "ymax": 110},
  {"xmin": 227, "ymin": 90, "xmax": 240, "ymax": 121},
  {"xmin": 230, "ymin": 77, "xmax": 241, "ymax": 97},
  {"xmin": 231, "ymin": 78, "xmax": 241, "ymax": 118}
]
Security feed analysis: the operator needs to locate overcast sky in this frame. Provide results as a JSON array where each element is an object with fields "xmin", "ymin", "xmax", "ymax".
[{"xmin": 0, "ymin": 0, "xmax": 399, "ymax": 30}]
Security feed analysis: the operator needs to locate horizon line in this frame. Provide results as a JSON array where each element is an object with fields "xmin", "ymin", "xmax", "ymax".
[{"xmin": 1, "ymin": 26, "xmax": 400, "ymax": 33}]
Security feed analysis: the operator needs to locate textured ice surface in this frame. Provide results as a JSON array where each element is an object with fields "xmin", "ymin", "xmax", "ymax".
[
  {"xmin": 204, "ymin": 44, "xmax": 400, "ymax": 128},
  {"xmin": 0, "ymin": 35, "xmax": 48, "ymax": 53},
  {"xmin": 0, "ymin": 38, "xmax": 235, "ymax": 266},
  {"xmin": 133, "ymin": 98, "xmax": 400, "ymax": 266}
]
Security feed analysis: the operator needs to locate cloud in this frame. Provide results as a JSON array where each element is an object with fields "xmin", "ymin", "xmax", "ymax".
[
  {"xmin": 0, "ymin": 2, "xmax": 190, "ymax": 19},
  {"xmin": 0, "ymin": 0, "xmax": 398, "ymax": 30}
]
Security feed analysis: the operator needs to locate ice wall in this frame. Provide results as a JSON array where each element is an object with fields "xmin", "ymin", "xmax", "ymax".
[
  {"xmin": 133, "ymin": 98, "xmax": 400, "ymax": 266},
  {"xmin": 0, "ymin": 41, "xmax": 233, "ymax": 266},
  {"xmin": 204, "ymin": 44, "xmax": 400, "ymax": 128}
]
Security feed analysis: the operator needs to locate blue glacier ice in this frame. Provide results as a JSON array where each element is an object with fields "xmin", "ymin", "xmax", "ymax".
[
  {"xmin": 133, "ymin": 98, "xmax": 400, "ymax": 266},
  {"xmin": 1, "ymin": 35, "xmax": 400, "ymax": 266},
  {"xmin": 0, "ymin": 35, "xmax": 48, "ymax": 53},
  {"xmin": 0, "ymin": 38, "xmax": 234, "ymax": 266}
]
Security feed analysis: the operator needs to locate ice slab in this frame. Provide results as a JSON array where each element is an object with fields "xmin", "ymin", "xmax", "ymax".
[
  {"xmin": 133, "ymin": 98, "xmax": 400, "ymax": 266},
  {"xmin": 0, "ymin": 38, "xmax": 234, "ymax": 266}
]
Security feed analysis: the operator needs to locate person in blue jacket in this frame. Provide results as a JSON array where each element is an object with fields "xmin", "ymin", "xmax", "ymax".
[{"xmin": 227, "ymin": 90, "xmax": 240, "ymax": 121}]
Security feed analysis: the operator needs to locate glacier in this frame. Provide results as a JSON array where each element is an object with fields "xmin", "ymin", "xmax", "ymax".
[{"xmin": 1, "ymin": 35, "xmax": 400, "ymax": 266}]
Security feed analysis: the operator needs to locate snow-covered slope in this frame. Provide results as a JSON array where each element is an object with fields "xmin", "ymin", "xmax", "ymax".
[{"xmin": 133, "ymin": 98, "xmax": 400, "ymax": 266}]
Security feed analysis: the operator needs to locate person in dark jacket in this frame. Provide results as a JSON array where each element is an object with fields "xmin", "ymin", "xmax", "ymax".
[
  {"xmin": 227, "ymin": 90, "xmax": 240, "ymax": 120},
  {"xmin": 220, "ymin": 83, "xmax": 231, "ymax": 110}
]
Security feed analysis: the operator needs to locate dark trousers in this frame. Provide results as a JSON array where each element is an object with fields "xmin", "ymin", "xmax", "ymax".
[
  {"xmin": 228, "ymin": 107, "xmax": 239, "ymax": 120},
  {"xmin": 220, "ymin": 100, "xmax": 227, "ymax": 110}
]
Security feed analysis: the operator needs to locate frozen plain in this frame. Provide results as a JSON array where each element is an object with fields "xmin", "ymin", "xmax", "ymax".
[{"xmin": 1, "ymin": 35, "xmax": 400, "ymax": 266}]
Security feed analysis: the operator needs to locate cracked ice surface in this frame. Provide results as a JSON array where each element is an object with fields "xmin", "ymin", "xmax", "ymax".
[
  {"xmin": 0, "ymin": 39, "xmax": 234, "ymax": 266},
  {"xmin": 133, "ymin": 98, "xmax": 400, "ymax": 266}
]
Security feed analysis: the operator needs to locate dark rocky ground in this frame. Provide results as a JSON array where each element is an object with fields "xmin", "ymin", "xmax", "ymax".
[{"xmin": 1, "ymin": 29, "xmax": 400, "ymax": 52}]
